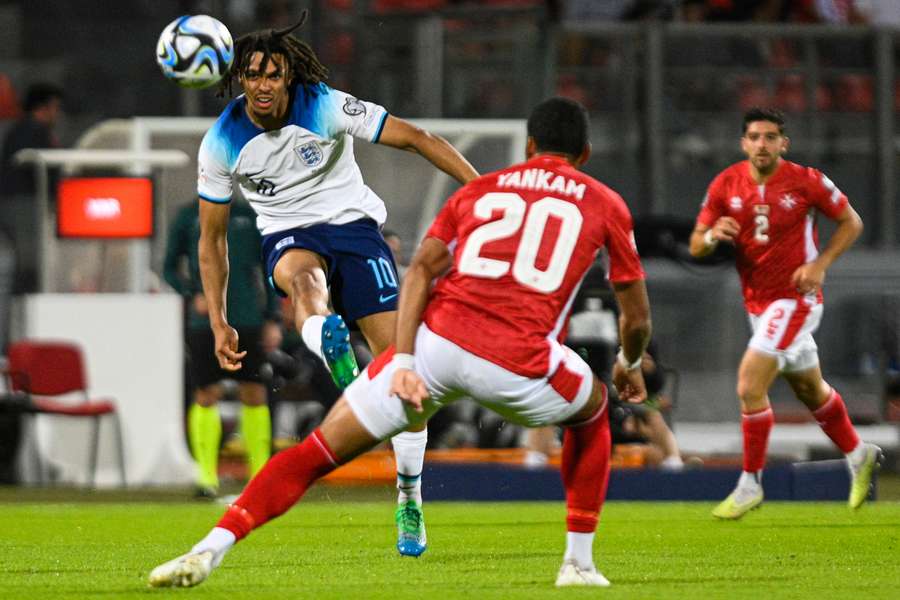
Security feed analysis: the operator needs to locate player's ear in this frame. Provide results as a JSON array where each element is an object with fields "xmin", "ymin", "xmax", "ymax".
[
  {"xmin": 574, "ymin": 143, "xmax": 591, "ymax": 167},
  {"xmin": 525, "ymin": 136, "xmax": 538, "ymax": 159},
  {"xmin": 782, "ymin": 135, "xmax": 790, "ymax": 154}
]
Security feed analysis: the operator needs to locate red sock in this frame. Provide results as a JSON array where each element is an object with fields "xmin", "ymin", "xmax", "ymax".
[
  {"xmin": 217, "ymin": 428, "xmax": 338, "ymax": 541},
  {"xmin": 812, "ymin": 389, "xmax": 859, "ymax": 454},
  {"xmin": 561, "ymin": 390, "xmax": 611, "ymax": 533},
  {"xmin": 742, "ymin": 408, "xmax": 774, "ymax": 473}
]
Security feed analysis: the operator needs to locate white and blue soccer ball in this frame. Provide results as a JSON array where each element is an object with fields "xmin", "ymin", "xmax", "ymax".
[{"xmin": 156, "ymin": 15, "xmax": 234, "ymax": 89}]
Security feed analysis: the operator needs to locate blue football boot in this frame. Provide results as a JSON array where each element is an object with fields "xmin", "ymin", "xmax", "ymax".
[
  {"xmin": 395, "ymin": 500, "xmax": 427, "ymax": 557},
  {"xmin": 321, "ymin": 314, "xmax": 359, "ymax": 389}
]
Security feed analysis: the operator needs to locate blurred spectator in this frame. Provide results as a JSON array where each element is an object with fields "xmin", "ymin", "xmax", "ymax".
[
  {"xmin": 677, "ymin": 0, "xmax": 709, "ymax": 21},
  {"xmin": 705, "ymin": 0, "xmax": 788, "ymax": 22},
  {"xmin": 623, "ymin": 0, "xmax": 677, "ymax": 20},
  {"xmin": 382, "ymin": 228, "xmax": 408, "ymax": 278},
  {"xmin": 562, "ymin": 0, "xmax": 634, "ymax": 21},
  {"xmin": 791, "ymin": 0, "xmax": 868, "ymax": 23},
  {"xmin": 833, "ymin": 74, "xmax": 874, "ymax": 111},
  {"xmin": 162, "ymin": 199, "xmax": 281, "ymax": 499},
  {"xmin": 0, "ymin": 75, "xmax": 20, "ymax": 120},
  {"xmin": 523, "ymin": 342, "xmax": 692, "ymax": 470},
  {"xmin": 737, "ymin": 76, "xmax": 770, "ymax": 111},
  {"xmin": 0, "ymin": 82, "xmax": 63, "ymax": 293},
  {"xmin": 773, "ymin": 74, "xmax": 807, "ymax": 113},
  {"xmin": 0, "ymin": 83, "xmax": 62, "ymax": 197},
  {"xmin": 606, "ymin": 347, "xmax": 692, "ymax": 469},
  {"xmin": 855, "ymin": 0, "xmax": 900, "ymax": 25},
  {"xmin": 555, "ymin": 74, "xmax": 592, "ymax": 111}
]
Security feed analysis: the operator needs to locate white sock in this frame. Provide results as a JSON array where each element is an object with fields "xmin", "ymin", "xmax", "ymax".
[
  {"xmin": 738, "ymin": 470, "xmax": 762, "ymax": 490},
  {"xmin": 391, "ymin": 428, "xmax": 427, "ymax": 505},
  {"xmin": 523, "ymin": 450, "xmax": 549, "ymax": 468},
  {"xmin": 563, "ymin": 531, "xmax": 595, "ymax": 568},
  {"xmin": 191, "ymin": 527, "xmax": 236, "ymax": 567},
  {"xmin": 660, "ymin": 455, "xmax": 684, "ymax": 470},
  {"xmin": 300, "ymin": 315, "xmax": 327, "ymax": 363},
  {"xmin": 846, "ymin": 441, "xmax": 867, "ymax": 466}
]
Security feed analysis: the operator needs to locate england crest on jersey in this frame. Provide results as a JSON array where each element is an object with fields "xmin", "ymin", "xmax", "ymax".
[{"xmin": 295, "ymin": 141, "xmax": 323, "ymax": 167}]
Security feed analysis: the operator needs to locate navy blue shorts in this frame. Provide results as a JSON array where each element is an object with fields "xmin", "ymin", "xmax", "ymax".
[{"xmin": 262, "ymin": 219, "xmax": 400, "ymax": 327}]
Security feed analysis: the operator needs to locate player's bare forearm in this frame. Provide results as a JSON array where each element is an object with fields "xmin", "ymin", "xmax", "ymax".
[
  {"xmin": 394, "ymin": 263, "xmax": 429, "ymax": 355},
  {"xmin": 611, "ymin": 279, "xmax": 652, "ymax": 363},
  {"xmin": 815, "ymin": 205, "xmax": 863, "ymax": 270},
  {"xmin": 416, "ymin": 132, "xmax": 479, "ymax": 184},
  {"xmin": 689, "ymin": 225, "xmax": 714, "ymax": 258},
  {"xmin": 198, "ymin": 200, "xmax": 231, "ymax": 328},
  {"xmin": 378, "ymin": 116, "xmax": 479, "ymax": 184},
  {"xmin": 689, "ymin": 217, "xmax": 740, "ymax": 258},
  {"xmin": 395, "ymin": 237, "xmax": 452, "ymax": 354}
]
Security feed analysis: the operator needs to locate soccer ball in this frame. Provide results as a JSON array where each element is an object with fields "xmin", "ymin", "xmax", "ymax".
[{"xmin": 156, "ymin": 15, "xmax": 234, "ymax": 89}]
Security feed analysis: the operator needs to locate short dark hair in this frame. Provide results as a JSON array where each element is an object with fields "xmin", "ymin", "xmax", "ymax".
[
  {"xmin": 217, "ymin": 10, "xmax": 328, "ymax": 98},
  {"xmin": 742, "ymin": 107, "xmax": 785, "ymax": 134},
  {"xmin": 24, "ymin": 83, "xmax": 63, "ymax": 112},
  {"xmin": 527, "ymin": 97, "xmax": 589, "ymax": 157}
]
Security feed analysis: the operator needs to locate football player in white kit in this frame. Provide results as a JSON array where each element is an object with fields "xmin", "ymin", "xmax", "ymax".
[
  {"xmin": 149, "ymin": 97, "xmax": 651, "ymax": 589},
  {"xmin": 194, "ymin": 13, "xmax": 478, "ymax": 556}
]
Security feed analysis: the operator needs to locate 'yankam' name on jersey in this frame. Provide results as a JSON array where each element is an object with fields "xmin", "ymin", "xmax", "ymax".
[{"xmin": 496, "ymin": 169, "xmax": 586, "ymax": 200}]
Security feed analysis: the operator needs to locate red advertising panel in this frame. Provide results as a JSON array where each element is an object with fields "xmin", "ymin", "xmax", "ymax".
[{"xmin": 57, "ymin": 178, "xmax": 153, "ymax": 238}]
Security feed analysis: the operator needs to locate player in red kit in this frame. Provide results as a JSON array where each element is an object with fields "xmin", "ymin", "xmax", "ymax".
[
  {"xmin": 149, "ymin": 97, "xmax": 651, "ymax": 588},
  {"xmin": 689, "ymin": 108, "xmax": 882, "ymax": 520}
]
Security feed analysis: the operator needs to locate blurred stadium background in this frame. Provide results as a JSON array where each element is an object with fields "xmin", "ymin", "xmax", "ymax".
[{"xmin": 0, "ymin": 0, "xmax": 898, "ymax": 495}]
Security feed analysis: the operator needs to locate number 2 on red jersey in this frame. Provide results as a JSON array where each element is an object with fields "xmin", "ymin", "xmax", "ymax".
[{"xmin": 457, "ymin": 192, "xmax": 583, "ymax": 293}]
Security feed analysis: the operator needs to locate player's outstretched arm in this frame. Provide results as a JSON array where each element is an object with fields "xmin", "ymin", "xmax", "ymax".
[
  {"xmin": 198, "ymin": 199, "xmax": 246, "ymax": 371},
  {"xmin": 791, "ymin": 204, "xmax": 863, "ymax": 295},
  {"xmin": 377, "ymin": 116, "xmax": 479, "ymax": 185},
  {"xmin": 611, "ymin": 279, "xmax": 652, "ymax": 403},
  {"xmin": 390, "ymin": 237, "xmax": 452, "ymax": 411}
]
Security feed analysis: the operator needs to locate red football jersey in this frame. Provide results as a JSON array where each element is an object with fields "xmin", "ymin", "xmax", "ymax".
[
  {"xmin": 696, "ymin": 159, "xmax": 849, "ymax": 314},
  {"xmin": 423, "ymin": 154, "xmax": 644, "ymax": 378}
]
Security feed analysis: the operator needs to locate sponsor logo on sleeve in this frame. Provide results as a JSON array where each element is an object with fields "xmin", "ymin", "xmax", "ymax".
[
  {"xmin": 729, "ymin": 196, "xmax": 743, "ymax": 211},
  {"xmin": 342, "ymin": 96, "xmax": 366, "ymax": 116}
]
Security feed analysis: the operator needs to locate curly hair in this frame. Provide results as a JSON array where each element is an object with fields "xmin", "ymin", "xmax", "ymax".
[{"xmin": 216, "ymin": 10, "xmax": 328, "ymax": 98}]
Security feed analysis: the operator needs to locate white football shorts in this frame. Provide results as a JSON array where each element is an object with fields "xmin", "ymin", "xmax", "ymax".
[
  {"xmin": 344, "ymin": 323, "xmax": 598, "ymax": 439},
  {"xmin": 748, "ymin": 297, "xmax": 823, "ymax": 373}
]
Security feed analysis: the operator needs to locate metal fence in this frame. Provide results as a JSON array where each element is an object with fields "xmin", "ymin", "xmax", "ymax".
[{"xmin": 335, "ymin": 16, "xmax": 898, "ymax": 246}]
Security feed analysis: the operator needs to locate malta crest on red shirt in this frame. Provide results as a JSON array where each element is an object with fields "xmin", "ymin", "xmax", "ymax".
[{"xmin": 779, "ymin": 193, "xmax": 797, "ymax": 210}]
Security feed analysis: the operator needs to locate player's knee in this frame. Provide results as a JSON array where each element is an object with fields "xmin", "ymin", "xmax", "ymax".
[
  {"xmin": 239, "ymin": 383, "xmax": 267, "ymax": 406},
  {"xmin": 792, "ymin": 377, "xmax": 829, "ymax": 407},
  {"xmin": 194, "ymin": 387, "xmax": 220, "ymax": 407},
  {"xmin": 736, "ymin": 379, "xmax": 766, "ymax": 406},
  {"xmin": 287, "ymin": 269, "xmax": 324, "ymax": 297},
  {"xmin": 563, "ymin": 377, "xmax": 605, "ymax": 425}
]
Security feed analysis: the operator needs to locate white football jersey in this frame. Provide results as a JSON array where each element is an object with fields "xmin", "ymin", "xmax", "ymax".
[{"xmin": 197, "ymin": 83, "xmax": 389, "ymax": 235}]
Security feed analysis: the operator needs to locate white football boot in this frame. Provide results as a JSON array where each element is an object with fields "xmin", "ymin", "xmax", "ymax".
[
  {"xmin": 555, "ymin": 559, "xmax": 611, "ymax": 587},
  {"xmin": 148, "ymin": 551, "xmax": 215, "ymax": 588}
]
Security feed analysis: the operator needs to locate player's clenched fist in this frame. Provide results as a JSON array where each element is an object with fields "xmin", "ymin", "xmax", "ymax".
[
  {"xmin": 212, "ymin": 324, "xmax": 246, "ymax": 371},
  {"xmin": 791, "ymin": 261, "xmax": 826, "ymax": 295},
  {"xmin": 710, "ymin": 216, "xmax": 741, "ymax": 243}
]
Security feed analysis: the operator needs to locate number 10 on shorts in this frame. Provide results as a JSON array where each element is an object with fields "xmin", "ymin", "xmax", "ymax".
[{"xmin": 367, "ymin": 257, "xmax": 397, "ymax": 290}]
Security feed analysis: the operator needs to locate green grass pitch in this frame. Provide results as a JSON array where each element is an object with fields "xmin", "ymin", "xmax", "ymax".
[{"xmin": 1, "ymin": 496, "xmax": 898, "ymax": 599}]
